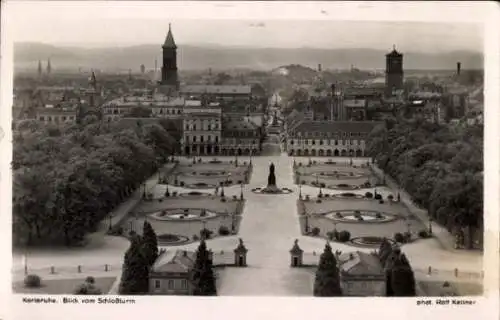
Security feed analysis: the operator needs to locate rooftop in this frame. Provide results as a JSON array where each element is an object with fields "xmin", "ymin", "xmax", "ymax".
[
  {"xmin": 180, "ymin": 85, "xmax": 252, "ymax": 95},
  {"xmin": 152, "ymin": 250, "xmax": 196, "ymax": 273},
  {"xmin": 338, "ymin": 251, "xmax": 384, "ymax": 275},
  {"xmin": 294, "ymin": 120, "xmax": 383, "ymax": 134}
]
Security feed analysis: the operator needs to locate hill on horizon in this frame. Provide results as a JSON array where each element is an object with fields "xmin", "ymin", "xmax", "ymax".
[{"xmin": 14, "ymin": 42, "xmax": 484, "ymax": 72}]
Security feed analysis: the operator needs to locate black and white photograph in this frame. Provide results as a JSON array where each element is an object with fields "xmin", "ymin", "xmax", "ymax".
[{"xmin": 2, "ymin": 2, "xmax": 499, "ymax": 319}]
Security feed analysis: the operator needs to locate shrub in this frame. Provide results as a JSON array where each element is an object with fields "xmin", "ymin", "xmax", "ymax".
[
  {"xmin": 394, "ymin": 232, "xmax": 404, "ymax": 243},
  {"xmin": 227, "ymin": 180, "xmax": 233, "ymax": 185},
  {"xmin": 324, "ymin": 194, "xmax": 330, "ymax": 197},
  {"xmin": 221, "ymin": 198, "xmax": 227, "ymax": 202},
  {"xmin": 237, "ymin": 180, "xmax": 242, "ymax": 184},
  {"xmin": 200, "ymin": 228, "xmax": 213, "ymax": 239},
  {"xmin": 311, "ymin": 227, "xmax": 320, "ymax": 236},
  {"xmin": 165, "ymin": 190, "xmax": 170, "ymax": 197},
  {"xmin": 158, "ymin": 199, "xmax": 163, "ymax": 203},
  {"xmin": 316, "ymin": 199, "xmax": 322, "ymax": 203},
  {"xmin": 341, "ymin": 192, "xmax": 356, "ymax": 197},
  {"xmin": 318, "ymin": 193, "xmax": 323, "ymax": 198},
  {"xmin": 179, "ymin": 181, "xmax": 185, "ymax": 187},
  {"xmin": 379, "ymin": 200, "xmax": 384, "ymax": 204},
  {"xmin": 337, "ymin": 230, "xmax": 351, "ymax": 242},
  {"xmin": 24, "ymin": 274, "xmax": 42, "ymax": 288},
  {"xmin": 387, "ymin": 194, "xmax": 394, "ymax": 201},
  {"xmin": 349, "ymin": 172, "xmax": 354, "ymax": 176},
  {"xmin": 200, "ymin": 210, "xmax": 207, "ymax": 217},
  {"xmin": 172, "ymin": 191, "xmax": 178, "ymax": 196},
  {"xmin": 320, "ymin": 183, "xmax": 326, "ymax": 188},
  {"xmin": 179, "ymin": 216, "xmax": 185, "ymax": 219},
  {"xmin": 357, "ymin": 216, "xmax": 364, "ymax": 221},
  {"xmin": 418, "ymin": 230, "xmax": 430, "ymax": 238},
  {"xmin": 305, "ymin": 195, "xmax": 310, "ymax": 201},
  {"xmin": 218, "ymin": 226, "xmax": 230, "ymax": 236},
  {"xmin": 232, "ymin": 195, "xmax": 238, "ymax": 200},
  {"xmin": 403, "ymin": 232, "xmax": 412, "ymax": 242},
  {"xmin": 374, "ymin": 194, "xmax": 382, "ymax": 200},
  {"xmin": 335, "ymin": 212, "xmax": 343, "ymax": 218},
  {"xmin": 192, "ymin": 234, "xmax": 199, "ymax": 241},
  {"xmin": 365, "ymin": 192, "xmax": 373, "ymax": 198},
  {"xmin": 174, "ymin": 179, "xmax": 178, "ymax": 185},
  {"xmin": 375, "ymin": 212, "xmax": 383, "ymax": 219},
  {"xmin": 326, "ymin": 231, "xmax": 336, "ymax": 240},
  {"xmin": 301, "ymin": 180, "xmax": 306, "ymax": 185}
]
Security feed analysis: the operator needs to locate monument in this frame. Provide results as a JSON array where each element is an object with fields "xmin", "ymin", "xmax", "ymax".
[
  {"xmin": 251, "ymin": 162, "xmax": 293, "ymax": 194},
  {"xmin": 268, "ymin": 163, "xmax": 277, "ymax": 187}
]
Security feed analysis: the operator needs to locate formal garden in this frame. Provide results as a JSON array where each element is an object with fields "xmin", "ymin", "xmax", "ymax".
[
  {"xmin": 165, "ymin": 158, "xmax": 253, "ymax": 189},
  {"xmin": 298, "ymin": 190, "xmax": 429, "ymax": 248},
  {"xmin": 113, "ymin": 186, "xmax": 245, "ymax": 245},
  {"xmin": 293, "ymin": 158, "xmax": 381, "ymax": 191}
]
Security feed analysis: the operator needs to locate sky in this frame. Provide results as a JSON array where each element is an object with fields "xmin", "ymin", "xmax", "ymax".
[{"xmin": 4, "ymin": 2, "xmax": 485, "ymax": 52}]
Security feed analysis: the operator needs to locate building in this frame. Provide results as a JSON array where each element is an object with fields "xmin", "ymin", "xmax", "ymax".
[
  {"xmin": 385, "ymin": 46, "xmax": 404, "ymax": 97},
  {"xmin": 182, "ymin": 102, "xmax": 222, "ymax": 155},
  {"xmin": 338, "ymin": 251, "xmax": 386, "ymax": 297},
  {"xmin": 286, "ymin": 120, "xmax": 383, "ymax": 157},
  {"xmin": 160, "ymin": 24, "xmax": 179, "ymax": 90},
  {"xmin": 102, "ymin": 95, "xmax": 185, "ymax": 121},
  {"xmin": 221, "ymin": 119, "xmax": 261, "ymax": 155},
  {"xmin": 149, "ymin": 250, "xmax": 196, "ymax": 295},
  {"xmin": 180, "ymin": 85, "xmax": 253, "ymax": 101}
]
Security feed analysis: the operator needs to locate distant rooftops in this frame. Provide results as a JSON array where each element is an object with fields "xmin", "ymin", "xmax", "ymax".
[
  {"xmin": 180, "ymin": 85, "xmax": 252, "ymax": 95},
  {"xmin": 294, "ymin": 120, "xmax": 383, "ymax": 134}
]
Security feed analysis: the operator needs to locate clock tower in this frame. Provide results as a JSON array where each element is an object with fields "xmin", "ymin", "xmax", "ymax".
[{"xmin": 385, "ymin": 45, "xmax": 404, "ymax": 97}]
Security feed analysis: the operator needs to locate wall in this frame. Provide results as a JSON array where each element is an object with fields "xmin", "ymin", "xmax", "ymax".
[
  {"xmin": 149, "ymin": 277, "xmax": 191, "ymax": 295},
  {"xmin": 342, "ymin": 279, "xmax": 385, "ymax": 296}
]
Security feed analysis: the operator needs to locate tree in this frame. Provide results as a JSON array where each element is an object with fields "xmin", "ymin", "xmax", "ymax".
[
  {"xmin": 119, "ymin": 235, "xmax": 150, "ymax": 295},
  {"xmin": 313, "ymin": 243, "xmax": 342, "ymax": 296},
  {"xmin": 384, "ymin": 247, "xmax": 415, "ymax": 296},
  {"xmin": 142, "ymin": 221, "xmax": 159, "ymax": 266},
  {"xmin": 192, "ymin": 240, "xmax": 217, "ymax": 295}
]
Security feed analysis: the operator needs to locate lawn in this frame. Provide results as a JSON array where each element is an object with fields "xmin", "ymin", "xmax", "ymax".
[
  {"xmin": 12, "ymin": 277, "xmax": 117, "ymax": 295},
  {"xmin": 294, "ymin": 162, "xmax": 379, "ymax": 189},
  {"xmin": 124, "ymin": 192, "xmax": 245, "ymax": 241},
  {"xmin": 168, "ymin": 160, "xmax": 252, "ymax": 187},
  {"xmin": 300, "ymin": 197, "xmax": 425, "ymax": 239}
]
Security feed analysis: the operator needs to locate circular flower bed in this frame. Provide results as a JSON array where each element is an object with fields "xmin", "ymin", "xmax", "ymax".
[
  {"xmin": 178, "ymin": 191, "xmax": 211, "ymax": 197},
  {"xmin": 184, "ymin": 182, "xmax": 218, "ymax": 189},
  {"xmin": 251, "ymin": 186, "xmax": 294, "ymax": 194},
  {"xmin": 324, "ymin": 210, "xmax": 397, "ymax": 224},
  {"xmin": 157, "ymin": 233, "xmax": 190, "ymax": 246},
  {"xmin": 150, "ymin": 208, "xmax": 218, "ymax": 221},
  {"xmin": 332, "ymin": 192, "xmax": 365, "ymax": 199},
  {"xmin": 327, "ymin": 183, "xmax": 360, "ymax": 190},
  {"xmin": 349, "ymin": 236, "xmax": 389, "ymax": 248},
  {"xmin": 312, "ymin": 171, "xmax": 366, "ymax": 179}
]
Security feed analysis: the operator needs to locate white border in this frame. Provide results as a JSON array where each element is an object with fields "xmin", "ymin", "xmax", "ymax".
[{"xmin": 1, "ymin": 2, "xmax": 499, "ymax": 320}]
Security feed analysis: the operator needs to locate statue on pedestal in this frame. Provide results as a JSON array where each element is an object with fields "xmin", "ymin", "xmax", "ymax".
[{"xmin": 267, "ymin": 163, "xmax": 276, "ymax": 187}]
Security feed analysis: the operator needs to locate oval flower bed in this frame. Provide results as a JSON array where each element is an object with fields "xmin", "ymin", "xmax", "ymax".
[{"xmin": 157, "ymin": 233, "xmax": 190, "ymax": 246}]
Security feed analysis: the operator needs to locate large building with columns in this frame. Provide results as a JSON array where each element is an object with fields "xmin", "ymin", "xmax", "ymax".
[{"xmin": 286, "ymin": 120, "xmax": 383, "ymax": 157}]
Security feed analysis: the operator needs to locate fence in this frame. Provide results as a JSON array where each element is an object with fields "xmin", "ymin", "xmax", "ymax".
[{"xmin": 14, "ymin": 263, "xmax": 123, "ymax": 278}]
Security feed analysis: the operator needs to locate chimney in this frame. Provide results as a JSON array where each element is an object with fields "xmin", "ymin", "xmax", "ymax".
[{"xmin": 457, "ymin": 62, "xmax": 461, "ymax": 76}]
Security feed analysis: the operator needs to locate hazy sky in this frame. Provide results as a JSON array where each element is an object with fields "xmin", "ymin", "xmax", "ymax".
[{"xmin": 5, "ymin": 2, "xmax": 484, "ymax": 52}]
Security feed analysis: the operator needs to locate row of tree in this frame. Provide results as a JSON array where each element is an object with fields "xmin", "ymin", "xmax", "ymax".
[
  {"xmin": 13, "ymin": 116, "xmax": 178, "ymax": 246},
  {"xmin": 366, "ymin": 119, "xmax": 483, "ymax": 249},
  {"xmin": 120, "ymin": 221, "xmax": 217, "ymax": 295}
]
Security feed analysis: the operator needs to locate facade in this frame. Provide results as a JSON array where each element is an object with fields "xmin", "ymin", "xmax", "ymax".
[
  {"xmin": 149, "ymin": 250, "xmax": 196, "ymax": 295},
  {"xmin": 182, "ymin": 103, "xmax": 222, "ymax": 155},
  {"xmin": 385, "ymin": 46, "xmax": 404, "ymax": 97},
  {"xmin": 286, "ymin": 120, "xmax": 383, "ymax": 157},
  {"xmin": 221, "ymin": 120, "xmax": 260, "ymax": 155},
  {"xmin": 180, "ymin": 85, "xmax": 253, "ymax": 101},
  {"xmin": 102, "ymin": 95, "xmax": 185, "ymax": 121},
  {"xmin": 35, "ymin": 104, "xmax": 79, "ymax": 124},
  {"xmin": 161, "ymin": 24, "xmax": 179, "ymax": 89},
  {"xmin": 338, "ymin": 251, "xmax": 386, "ymax": 297}
]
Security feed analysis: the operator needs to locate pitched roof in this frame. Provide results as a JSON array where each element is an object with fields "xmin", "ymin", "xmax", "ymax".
[
  {"xmin": 294, "ymin": 120, "xmax": 383, "ymax": 134},
  {"xmin": 152, "ymin": 250, "xmax": 196, "ymax": 273},
  {"xmin": 180, "ymin": 85, "xmax": 252, "ymax": 95},
  {"xmin": 163, "ymin": 24, "xmax": 177, "ymax": 49},
  {"xmin": 339, "ymin": 251, "xmax": 384, "ymax": 275}
]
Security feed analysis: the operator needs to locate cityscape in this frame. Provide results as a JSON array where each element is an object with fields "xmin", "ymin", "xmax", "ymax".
[{"xmin": 11, "ymin": 20, "xmax": 484, "ymax": 298}]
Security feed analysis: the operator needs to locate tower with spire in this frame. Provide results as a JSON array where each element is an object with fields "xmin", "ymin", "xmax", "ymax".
[
  {"xmin": 385, "ymin": 45, "xmax": 404, "ymax": 97},
  {"xmin": 46, "ymin": 58, "xmax": 52, "ymax": 75},
  {"xmin": 37, "ymin": 60, "xmax": 42, "ymax": 77},
  {"xmin": 88, "ymin": 70, "xmax": 98, "ymax": 108},
  {"xmin": 160, "ymin": 23, "xmax": 179, "ymax": 89}
]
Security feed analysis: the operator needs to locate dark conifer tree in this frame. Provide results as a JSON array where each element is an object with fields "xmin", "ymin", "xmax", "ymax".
[
  {"xmin": 390, "ymin": 253, "xmax": 416, "ymax": 296},
  {"xmin": 313, "ymin": 243, "xmax": 342, "ymax": 296},
  {"xmin": 119, "ymin": 235, "xmax": 150, "ymax": 295},
  {"xmin": 195, "ymin": 254, "xmax": 217, "ymax": 296},
  {"xmin": 142, "ymin": 221, "xmax": 159, "ymax": 266}
]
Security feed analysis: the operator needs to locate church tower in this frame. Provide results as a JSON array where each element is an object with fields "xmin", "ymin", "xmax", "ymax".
[
  {"xmin": 47, "ymin": 58, "xmax": 52, "ymax": 75},
  {"xmin": 88, "ymin": 70, "xmax": 98, "ymax": 108},
  {"xmin": 385, "ymin": 45, "xmax": 404, "ymax": 97},
  {"xmin": 161, "ymin": 23, "xmax": 179, "ymax": 89}
]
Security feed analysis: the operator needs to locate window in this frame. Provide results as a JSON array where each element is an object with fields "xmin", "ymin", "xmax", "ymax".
[
  {"xmin": 193, "ymin": 136, "xmax": 197, "ymax": 142},
  {"xmin": 208, "ymin": 135, "xmax": 212, "ymax": 142},
  {"xmin": 334, "ymin": 140, "xmax": 338, "ymax": 146},
  {"xmin": 319, "ymin": 140, "xmax": 323, "ymax": 146},
  {"xmin": 168, "ymin": 280, "xmax": 174, "ymax": 290},
  {"xmin": 201, "ymin": 135, "xmax": 204, "ymax": 142},
  {"xmin": 181, "ymin": 280, "xmax": 188, "ymax": 289},
  {"xmin": 290, "ymin": 140, "xmax": 294, "ymax": 145},
  {"xmin": 154, "ymin": 280, "xmax": 161, "ymax": 289},
  {"xmin": 215, "ymin": 136, "xmax": 219, "ymax": 143},
  {"xmin": 193, "ymin": 125, "xmax": 197, "ymax": 131},
  {"xmin": 39, "ymin": 116, "xmax": 45, "ymax": 121},
  {"xmin": 62, "ymin": 116, "xmax": 66, "ymax": 121}
]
